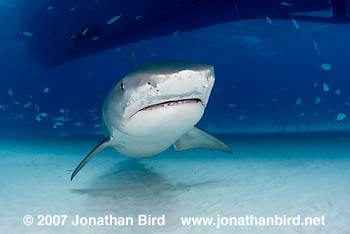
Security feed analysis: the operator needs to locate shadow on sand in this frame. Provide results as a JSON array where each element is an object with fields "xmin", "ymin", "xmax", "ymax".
[{"xmin": 71, "ymin": 159, "xmax": 216, "ymax": 211}]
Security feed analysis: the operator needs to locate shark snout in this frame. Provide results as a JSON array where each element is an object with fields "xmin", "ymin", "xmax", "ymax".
[{"xmin": 116, "ymin": 62, "xmax": 215, "ymax": 121}]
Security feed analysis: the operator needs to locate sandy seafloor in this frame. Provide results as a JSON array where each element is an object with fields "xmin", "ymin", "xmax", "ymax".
[{"xmin": 1, "ymin": 132, "xmax": 350, "ymax": 234}]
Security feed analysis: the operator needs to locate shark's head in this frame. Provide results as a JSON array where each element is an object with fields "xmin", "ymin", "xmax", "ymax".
[{"xmin": 103, "ymin": 61, "xmax": 215, "ymax": 139}]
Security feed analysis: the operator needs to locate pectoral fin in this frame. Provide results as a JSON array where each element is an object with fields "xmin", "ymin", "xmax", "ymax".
[
  {"xmin": 174, "ymin": 127, "xmax": 232, "ymax": 154},
  {"xmin": 71, "ymin": 137, "xmax": 111, "ymax": 181}
]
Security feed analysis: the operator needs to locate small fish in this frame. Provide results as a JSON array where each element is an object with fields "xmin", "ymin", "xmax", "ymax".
[
  {"xmin": 296, "ymin": 97, "xmax": 302, "ymax": 106},
  {"xmin": 23, "ymin": 102, "xmax": 32, "ymax": 108},
  {"xmin": 291, "ymin": 17, "xmax": 299, "ymax": 29},
  {"xmin": 82, "ymin": 28, "xmax": 89, "ymax": 36},
  {"xmin": 75, "ymin": 122, "xmax": 84, "ymax": 126},
  {"xmin": 54, "ymin": 122, "xmax": 64, "ymax": 126},
  {"xmin": 92, "ymin": 37, "xmax": 99, "ymax": 41},
  {"xmin": 47, "ymin": 6, "xmax": 54, "ymax": 10},
  {"xmin": 272, "ymin": 98, "xmax": 278, "ymax": 102},
  {"xmin": 313, "ymin": 41, "xmax": 320, "ymax": 54},
  {"xmin": 94, "ymin": 124, "xmax": 102, "ymax": 128},
  {"xmin": 238, "ymin": 115, "xmax": 246, "ymax": 121},
  {"xmin": 265, "ymin": 17, "xmax": 272, "ymax": 25},
  {"xmin": 36, "ymin": 113, "xmax": 48, "ymax": 121},
  {"xmin": 34, "ymin": 104, "xmax": 40, "ymax": 112},
  {"xmin": 44, "ymin": 87, "xmax": 50, "ymax": 93},
  {"xmin": 298, "ymin": 112, "xmax": 305, "ymax": 117},
  {"xmin": 107, "ymin": 15, "xmax": 122, "ymax": 25},
  {"xmin": 336, "ymin": 113, "xmax": 346, "ymax": 121},
  {"xmin": 315, "ymin": 97, "xmax": 321, "ymax": 104},
  {"xmin": 323, "ymin": 83, "xmax": 329, "ymax": 92},
  {"xmin": 70, "ymin": 7, "xmax": 77, "ymax": 12},
  {"xmin": 228, "ymin": 104, "xmax": 236, "ymax": 107},
  {"xmin": 172, "ymin": 30, "xmax": 180, "ymax": 37},
  {"xmin": 8, "ymin": 89, "xmax": 13, "ymax": 96},
  {"xmin": 233, "ymin": 1, "xmax": 238, "ymax": 12},
  {"xmin": 54, "ymin": 116, "xmax": 69, "ymax": 122},
  {"xmin": 314, "ymin": 81, "xmax": 318, "ymax": 88},
  {"xmin": 320, "ymin": 63, "xmax": 332, "ymax": 71},
  {"xmin": 335, "ymin": 89, "xmax": 341, "ymax": 95},
  {"xmin": 280, "ymin": 1, "xmax": 291, "ymax": 6},
  {"xmin": 23, "ymin": 32, "xmax": 33, "ymax": 37}
]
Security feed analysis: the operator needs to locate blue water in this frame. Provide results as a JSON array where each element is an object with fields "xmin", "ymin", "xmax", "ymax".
[
  {"xmin": 1, "ymin": 1, "xmax": 350, "ymax": 234},
  {"xmin": 2, "ymin": 12, "xmax": 350, "ymax": 136}
]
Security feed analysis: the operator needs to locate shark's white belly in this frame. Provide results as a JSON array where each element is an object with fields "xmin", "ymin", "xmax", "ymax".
[{"xmin": 111, "ymin": 135, "xmax": 175, "ymax": 157}]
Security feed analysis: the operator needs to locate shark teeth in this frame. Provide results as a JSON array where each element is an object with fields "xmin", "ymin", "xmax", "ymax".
[{"xmin": 140, "ymin": 99, "xmax": 202, "ymax": 112}]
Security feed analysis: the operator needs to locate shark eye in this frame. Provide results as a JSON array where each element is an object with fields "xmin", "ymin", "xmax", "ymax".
[{"xmin": 120, "ymin": 82, "xmax": 125, "ymax": 91}]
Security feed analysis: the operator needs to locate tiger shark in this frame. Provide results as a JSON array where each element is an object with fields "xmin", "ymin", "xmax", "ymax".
[{"xmin": 71, "ymin": 61, "xmax": 231, "ymax": 180}]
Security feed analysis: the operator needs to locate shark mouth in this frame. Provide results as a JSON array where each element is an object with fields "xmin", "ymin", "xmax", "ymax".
[{"xmin": 139, "ymin": 98, "xmax": 203, "ymax": 112}]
